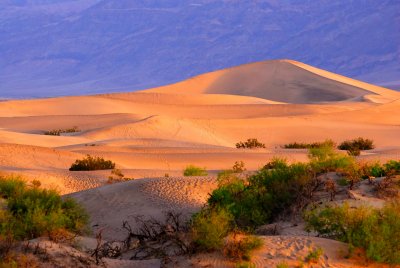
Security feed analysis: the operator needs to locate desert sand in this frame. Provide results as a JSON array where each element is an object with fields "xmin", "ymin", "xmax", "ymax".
[{"xmin": 1, "ymin": 60, "xmax": 399, "ymax": 267}]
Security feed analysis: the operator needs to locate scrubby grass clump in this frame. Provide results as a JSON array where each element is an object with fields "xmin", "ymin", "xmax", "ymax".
[
  {"xmin": 69, "ymin": 155, "xmax": 115, "ymax": 171},
  {"xmin": 0, "ymin": 176, "xmax": 88, "ymax": 242},
  {"xmin": 236, "ymin": 138, "xmax": 265, "ymax": 149},
  {"xmin": 305, "ymin": 201, "xmax": 400, "ymax": 264},
  {"xmin": 44, "ymin": 126, "xmax": 80, "ymax": 136},
  {"xmin": 183, "ymin": 165, "xmax": 208, "ymax": 176},
  {"xmin": 284, "ymin": 139, "xmax": 336, "ymax": 149}
]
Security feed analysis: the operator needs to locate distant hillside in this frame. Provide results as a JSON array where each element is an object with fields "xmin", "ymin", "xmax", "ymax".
[{"xmin": 0, "ymin": 0, "xmax": 399, "ymax": 98}]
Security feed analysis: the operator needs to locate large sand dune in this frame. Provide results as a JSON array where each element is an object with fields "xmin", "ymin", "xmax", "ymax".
[
  {"xmin": 0, "ymin": 60, "xmax": 399, "ymax": 267},
  {"xmin": 145, "ymin": 60, "xmax": 397, "ymax": 103}
]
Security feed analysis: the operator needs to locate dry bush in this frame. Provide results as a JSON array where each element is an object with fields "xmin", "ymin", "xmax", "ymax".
[
  {"xmin": 232, "ymin": 161, "xmax": 246, "ymax": 173},
  {"xmin": 236, "ymin": 138, "xmax": 265, "ymax": 149}
]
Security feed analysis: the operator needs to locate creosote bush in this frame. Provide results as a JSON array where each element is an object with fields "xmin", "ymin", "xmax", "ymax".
[
  {"xmin": 236, "ymin": 138, "xmax": 265, "ymax": 149},
  {"xmin": 304, "ymin": 201, "xmax": 400, "ymax": 264},
  {"xmin": 69, "ymin": 155, "xmax": 115, "ymax": 171},
  {"xmin": 0, "ymin": 176, "xmax": 88, "ymax": 242},
  {"xmin": 183, "ymin": 165, "xmax": 208, "ymax": 176}
]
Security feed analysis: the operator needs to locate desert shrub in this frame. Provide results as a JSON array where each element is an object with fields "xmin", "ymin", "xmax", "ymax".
[
  {"xmin": 305, "ymin": 247, "xmax": 323, "ymax": 263},
  {"xmin": 284, "ymin": 139, "xmax": 336, "ymax": 149},
  {"xmin": 338, "ymin": 137, "xmax": 375, "ymax": 153},
  {"xmin": 232, "ymin": 161, "xmax": 246, "ymax": 173},
  {"xmin": 69, "ymin": 155, "xmax": 115, "ymax": 171},
  {"xmin": 0, "ymin": 177, "xmax": 25, "ymax": 198},
  {"xmin": 384, "ymin": 160, "xmax": 400, "ymax": 174},
  {"xmin": 358, "ymin": 161, "xmax": 386, "ymax": 180},
  {"xmin": 183, "ymin": 165, "xmax": 208, "ymax": 176},
  {"xmin": 217, "ymin": 170, "xmax": 241, "ymax": 187},
  {"xmin": 44, "ymin": 126, "xmax": 80, "ymax": 136},
  {"xmin": 347, "ymin": 147, "xmax": 361, "ymax": 156},
  {"xmin": 191, "ymin": 208, "xmax": 233, "ymax": 251},
  {"xmin": 262, "ymin": 157, "xmax": 288, "ymax": 170},
  {"xmin": 0, "ymin": 176, "xmax": 88, "ymax": 240},
  {"xmin": 209, "ymin": 160, "xmax": 315, "ymax": 227},
  {"xmin": 236, "ymin": 138, "xmax": 265, "ymax": 149},
  {"xmin": 223, "ymin": 233, "xmax": 262, "ymax": 261},
  {"xmin": 308, "ymin": 146, "xmax": 355, "ymax": 174},
  {"xmin": 304, "ymin": 201, "xmax": 400, "ymax": 264}
]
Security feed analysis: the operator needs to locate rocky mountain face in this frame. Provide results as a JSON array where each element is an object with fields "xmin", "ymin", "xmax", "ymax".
[{"xmin": 1, "ymin": 0, "xmax": 399, "ymax": 98}]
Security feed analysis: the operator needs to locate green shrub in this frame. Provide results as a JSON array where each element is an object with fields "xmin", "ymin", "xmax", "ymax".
[
  {"xmin": 217, "ymin": 170, "xmax": 241, "ymax": 187},
  {"xmin": 191, "ymin": 208, "xmax": 233, "ymax": 251},
  {"xmin": 0, "ymin": 177, "xmax": 25, "ymax": 199},
  {"xmin": 358, "ymin": 161, "xmax": 386, "ymax": 179},
  {"xmin": 44, "ymin": 126, "xmax": 80, "ymax": 136},
  {"xmin": 384, "ymin": 160, "xmax": 400, "ymax": 174},
  {"xmin": 304, "ymin": 201, "xmax": 400, "ymax": 264},
  {"xmin": 284, "ymin": 139, "xmax": 336, "ymax": 149},
  {"xmin": 69, "ymin": 155, "xmax": 115, "ymax": 171},
  {"xmin": 209, "ymin": 160, "xmax": 314, "ymax": 227},
  {"xmin": 0, "ymin": 176, "xmax": 88, "ymax": 241},
  {"xmin": 262, "ymin": 157, "xmax": 288, "ymax": 170},
  {"xmin": 183, "ymin": 165, "xmax": 208, "ymax": 176},
  {"xmin": 236, "ymin": 138, "xmax": 265, "ymax": 149},
  {"xmin": 338, "ymin": 137, "xmax": 375, "ymax": 152},
  {"xmin": 308, "ymin": 146, "xmax": 355, "ymax": 174}
]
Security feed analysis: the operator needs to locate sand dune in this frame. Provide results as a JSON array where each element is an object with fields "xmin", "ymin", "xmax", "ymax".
[
  {"xmin": 0, "ymin": 60, "xmax": 399, "ymax": 267},
  {"xmin": 145, "ymin": 60, "xmax": 399, "ymax": 103}
]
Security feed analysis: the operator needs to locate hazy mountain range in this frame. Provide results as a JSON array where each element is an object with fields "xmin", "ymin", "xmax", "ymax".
[{"xmin": 1, "ymin": 0, "xmax": 399, "ymax": 98}]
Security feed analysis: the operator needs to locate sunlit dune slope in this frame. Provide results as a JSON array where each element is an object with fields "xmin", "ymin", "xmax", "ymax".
[{"xmin": 145, "ymin": 60, "xmax": 399, "ymax": 103}]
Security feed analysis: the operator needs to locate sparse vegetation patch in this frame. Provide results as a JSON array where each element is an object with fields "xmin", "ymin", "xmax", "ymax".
[
  {"xmin": 284, "ymin": 139, "xmax": 336, "ymax": 149},
  {"xmin": 44, "ymin": 126, "xmax": 80, "ymax": 136}
]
